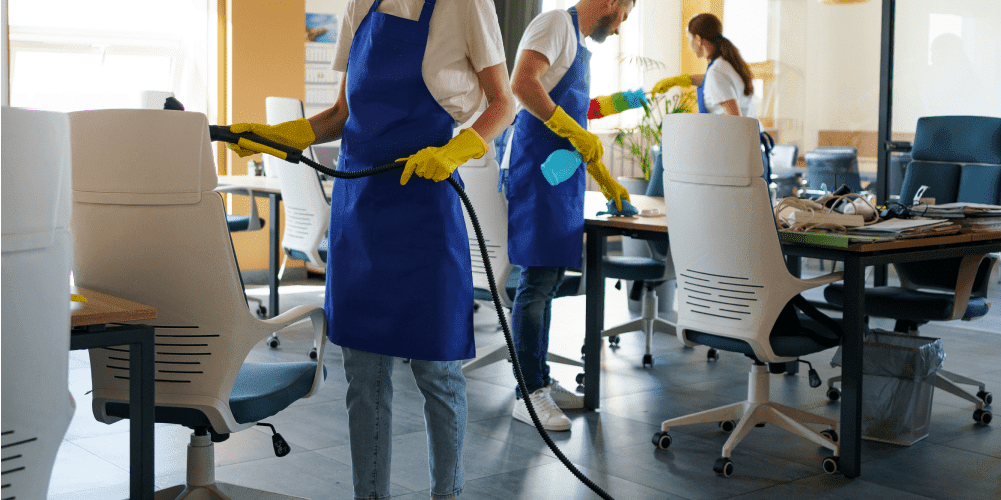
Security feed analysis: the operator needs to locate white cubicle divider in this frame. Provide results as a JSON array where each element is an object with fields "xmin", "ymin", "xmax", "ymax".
[{"xmin": 1, "ymin": 106, "xmax": 75, "ymax": 500}]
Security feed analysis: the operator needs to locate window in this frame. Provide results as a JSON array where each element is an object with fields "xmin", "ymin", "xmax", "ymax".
[{"xmin": 8, "ymin": 0, "xmax": 210, "ymax": 114}]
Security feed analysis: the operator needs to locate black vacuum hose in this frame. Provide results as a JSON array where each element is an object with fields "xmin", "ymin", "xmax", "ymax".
[{"xmin": 210, "ymin": 126, "xmax": 615, "ymax": 500}]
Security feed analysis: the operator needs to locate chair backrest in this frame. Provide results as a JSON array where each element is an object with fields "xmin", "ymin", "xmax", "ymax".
[
  {"xmin": 805, "ymin": 146, "xmax": 861, "ymax": 192},
  {"xmin": 770, "ymin": 144, "xmax": 798, "ymax": 170},
  {"xmin": 1, "ymin": 106, "xmax": 74, "ymax": 500},
  {"xmin": 70, "ymin": 109, "xmax": 271, "ymax": 434},
  {"xmin": 899, "ymin": 115, "xmax": 1001, "ymax": 205},
  {"xmin": 264, "ymin": 97, "xmax": 331, "ymax": 266},
  {"xmin": 457, "ymin": 142, "xmax": 516, "ymax": 308},
  {"xmin": 661, "ymin": 113, "xmax": 808, "ymax": 362}
]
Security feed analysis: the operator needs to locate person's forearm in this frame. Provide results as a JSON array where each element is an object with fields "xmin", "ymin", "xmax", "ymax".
[
  {"xmin": 690, "ymin": 74, "xmax": 704, "ymax": 86},
  {"xmin": 308, "ymin": 78, "xmax": 349, "ymax": 144},
  {"xmin": 719, "ymin": 99, "xmax": 740, "ymax": 116},
  {"xmin": 470, "ymin": 62, "xmax": 516, "ymax": 142},
  {"xmin": 512, "ymin": 78, "xmax": 558, "ymax": 123}
]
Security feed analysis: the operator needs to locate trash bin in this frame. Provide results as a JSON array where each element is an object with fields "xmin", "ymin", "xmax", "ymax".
[{"xmin": 831, "ymin": 329, "xmax": 945, "ymax": 446}]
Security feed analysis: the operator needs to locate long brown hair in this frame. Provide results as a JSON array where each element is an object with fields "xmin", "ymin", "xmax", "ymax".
[{"xmin": 688, "ymin": 13, "xmax": 754, "ymax": 96}]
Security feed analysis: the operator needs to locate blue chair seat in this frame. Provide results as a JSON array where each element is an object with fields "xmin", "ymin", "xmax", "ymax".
[
  {"xmin": 106, "ymin": 362, "xmax": 325, "ymax": 428},
  {"xmin": 473, "ymin": 266, "xmax": 582, "ymax": 302},
  {"xmin": 287, "ymin": 238, "xmax": 328, "ymax": 264},
  {"xmin": 686, "ymin": 313, "xmax": 840, "ymax": 358},
  {"xmin": 602, "ymin": 255, "xmax": 666, "ymax": 282},
  {"xmin": 824, "ymin": 284, "xmax": 989, "ymax": 321},
  {"xmin": 226, "ymin": 214, "xmax": 265, "ymax": 232}
]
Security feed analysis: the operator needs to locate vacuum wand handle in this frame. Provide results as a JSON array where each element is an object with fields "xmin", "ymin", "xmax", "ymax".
[{"xmin": 208, "ymin": 125, "xmax": 304, "ymax": 164}]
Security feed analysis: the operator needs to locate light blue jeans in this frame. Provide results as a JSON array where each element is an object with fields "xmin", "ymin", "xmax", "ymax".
[{"xmin": 341, "ymin": 347, "xmax": 466, "ymax": 500}]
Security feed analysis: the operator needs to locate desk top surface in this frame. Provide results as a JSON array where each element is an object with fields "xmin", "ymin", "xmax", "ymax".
[
  {"xmin": 216, "ymin": 175, "xmax": 282, "ymax": 194},
  {"xmin": 71, "ymin": 287, "xmax": 157, "ymax": 328},
  {"xmin": 584, "ymin": 192, "xmax": 668, "ymax": 232}
]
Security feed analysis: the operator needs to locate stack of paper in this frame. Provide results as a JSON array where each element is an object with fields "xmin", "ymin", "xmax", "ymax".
[
  {"xmin": 920, "ymin": 203, "xmax": 1001, "ymax": 232},
  {"xmin": 847, "ymin": 218, "xmax": 957, "ymax": 239}
]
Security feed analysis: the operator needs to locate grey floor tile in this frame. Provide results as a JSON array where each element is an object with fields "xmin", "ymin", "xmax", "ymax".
[
  {"xmin": 457, "ymin": 461, "xmax": 688, "ymax": 500},
  {"xmin": 859, "ymin": 441, "xmax": 1001, "ymax": 500},
  {"xmin": 729, "ymin": 473, "xmax": 937, "ymax": 500},
  {"xmin": 258, "ymin": 398, "xmax": 428, "ymax": 452},
  {"xmin": 48, "ymin": 441, "xmax": 129, "ymax": 497}
]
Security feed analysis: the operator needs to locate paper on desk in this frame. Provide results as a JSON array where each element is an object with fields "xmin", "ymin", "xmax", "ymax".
[{"xmin": 847, "ymin": 218, "xmax": 952, "ymax": 234}]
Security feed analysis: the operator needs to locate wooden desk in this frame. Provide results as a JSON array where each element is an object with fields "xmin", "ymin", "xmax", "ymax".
[
  {"xmin": 71, "ymin": 287, "xmax": 156, "ymax": 500},
  {"xmin": 581, "ymin": 192, "xmax": 1001, "ymax": 479}
]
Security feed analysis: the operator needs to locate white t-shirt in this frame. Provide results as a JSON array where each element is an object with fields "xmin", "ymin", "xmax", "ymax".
[
  {"xmin": 332, "ymin": 0, "xmax": 506, "ymax": 125},
  {"xmin": 511, "ymin": 9, "xmax": 582, "ymax": 114},
  {"xmin": 702, "ymin": 58, "xmax": 756, "ymax": 118}
]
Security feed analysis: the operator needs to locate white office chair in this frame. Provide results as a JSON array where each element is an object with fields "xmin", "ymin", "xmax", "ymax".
[
  {"xmin": 457, "ymin": 143, "xmax": 585, "ymax": 375},
  {"xmin": 137, "ymin": 90, "xmax": 268, "ymax": 318},
  {"xmin": 260, "ymin": 96, "xmax": 332, "ymax": 348},
  {"xmin": 69, "ymin": 109, "xmax": 327, "ymax": 500},
  {"xmin": 1, "ymin": 106, "xmax": 75, "ymax": 500},
  {"xmin": 654, "ymin": 113, "xmax": 841, "ymax": 476}
]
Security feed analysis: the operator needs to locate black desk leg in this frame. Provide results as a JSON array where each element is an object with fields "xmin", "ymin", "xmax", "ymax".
[
  {"xmin": 583, "ymin": 229, "xmax": 606, "ymax": 410},
  {"xmin": 268, "ymin": 192, "xmax": 280, "ymax": 318},
  {"xmin": 785, "ymin": 254, "xmax": 802, "ymax": 278},
  {"xmin": 840, "ymin": 256, "xmax": 865, "ymax": 478},
  {"xmin": 128, "ymin": 326, "xmax": 156, "ymax": 500}
]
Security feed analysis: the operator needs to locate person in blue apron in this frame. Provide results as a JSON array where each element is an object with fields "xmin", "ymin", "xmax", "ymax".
[
  {"xmin": 226, "ymin": 1, "xmax": 513, "ymax": 498},
  {"xmin": 505, "ymin": 0, "xmax": 635, "ymax": 432},
  {"xmin": 651, "ymin": 12, "xmax": 771, "ymax": 180}
]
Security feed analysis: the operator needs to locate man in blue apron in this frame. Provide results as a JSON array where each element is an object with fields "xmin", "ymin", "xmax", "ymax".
[
  {"xmin": 226, "ymin": 1, "xmax": 514, "ymax": 498},
  {"xmin": 506, "ymin": 0, "xmax": 635, "ymax": 431}
]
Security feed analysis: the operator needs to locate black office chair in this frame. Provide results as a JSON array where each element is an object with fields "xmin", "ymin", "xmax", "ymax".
[
  {"xmin": 805, "ymin": 146, "xmax": 862, "ymax": 193},
  {"xmin": 824, "ymin": 115, "xmax": 1001, "ymax": 425}
]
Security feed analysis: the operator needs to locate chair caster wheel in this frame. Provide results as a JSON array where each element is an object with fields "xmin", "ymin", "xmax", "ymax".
[
  {"xmin": 473, "ymin": 301, "xmax": 481, "ymax": 312},
  {"xmin": 652, "ymin": 431, "xmax": 671, "ymax": 450},
  {"xmin": 820, "ymin": 429, "xmax": 838, "ymax": 443},
  {"xmin": 827, "ymin": 387, "xmax": 841, "ymax": 401},
  {"xmin": 608, "ymin": 335, "xmax": 620, "ymax": 346},
  {"xmin": 713, "ymin": 458, "xmax": 733, "ymax": 477},
  {"xmin": 642, "ymin": 354, "xmax": 653, "ymax": 367},
  {"xmin": 308, "ymin": 348, "xmax": 317, "ymax": 360},
  {"xmin": 267, "ymin": 337, "xmax": 280, "ymax": 349},
  {"xmin": 576, "ymin": 372, "xmax": 585, "ymax": 385},
  {"xmin": 256, "ymin": 306, "xmax": 267, "ymax": 318},
  {"xmin": 973, "ymin": 409, "xmax": 992, "ymax": 425},
  {"xmin": 707, "ymin": 348, "xmax": 719, "ymax": 362},
  {"xmin": 977, "ymin": 391, "xmax": 992, "ymax": 405},
  {"xmin": 719, "ymin": 420, "xmax": 736, "ymax": 433},
  {"xmin": 402, "ymin": 358, "xmax": 411, "ymax": 364},
  {"xmin": 822, "ymin": 456, "xmax": 839, "ymax": 474}
]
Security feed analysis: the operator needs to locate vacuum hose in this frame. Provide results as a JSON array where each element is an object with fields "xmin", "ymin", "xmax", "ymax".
[{"xmin": 210, "ymin": 126, "xmax": 616, "ymax": 500}]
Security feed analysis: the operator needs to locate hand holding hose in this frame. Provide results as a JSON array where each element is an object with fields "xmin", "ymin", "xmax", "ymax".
[
  {"xmin": 544, "ymin": 106, "xmax": 603, "ymax": 163},
  {"xmin": 586, "ymin": 158, "xmax": 630, "ymax": 212},
  {"xmin": 397, "ymin": 128, "xmax": 489, "ymax": 185},
  {"xmin": 226, "ymin": 119, "xmax": 316, "ymax": 157}
]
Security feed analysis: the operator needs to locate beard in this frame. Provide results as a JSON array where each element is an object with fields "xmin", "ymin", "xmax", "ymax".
[{"xmin": 590, "ymin": 13, "xmax": 616, "ymax": 43}]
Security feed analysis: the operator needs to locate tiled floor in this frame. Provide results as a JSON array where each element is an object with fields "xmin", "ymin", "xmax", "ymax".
[{"xmin": 49, "ymin": 265, "xmax": 1000, "ymax": 499}]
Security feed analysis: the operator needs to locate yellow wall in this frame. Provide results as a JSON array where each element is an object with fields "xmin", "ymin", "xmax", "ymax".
[
  {"xmin": 680, "ymin": 0, "xmax": 723, "ymax": 76},
  {"xmin": 227, "ymin": 0, "xmax": 306, "ymax": 272}
]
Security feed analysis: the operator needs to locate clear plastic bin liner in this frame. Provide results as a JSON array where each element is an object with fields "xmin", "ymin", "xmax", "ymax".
[{"xmin": 831, "ymin": 330, "xmax": 945, "ymax": 446}]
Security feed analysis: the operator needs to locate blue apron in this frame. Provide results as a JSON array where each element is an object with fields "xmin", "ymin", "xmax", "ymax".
[
  {"xmin": 507, "ymin": 7, "xmax": 590, "ymax": 268},
  {"xmin": 325, "ymin": 0, "xmax": 474, "ymax": 361},
  {"xmin": 698, "ymin": 58, "xmax": 771, "ymax": 180}
]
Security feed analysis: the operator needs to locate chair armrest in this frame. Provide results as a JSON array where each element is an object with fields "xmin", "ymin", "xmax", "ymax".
[
  {"xmin": 255, "ymin": 305, "xmax": 327, "ymax": 397},
  {"xmin": 972, "ymin": 254, "xmax": 997, "ymax": 299},
  {"xmin": 215, "ymin": 186, "xmax": 262, "ymax": 231},
  {"xmin": 795, "ymin": 272, "xmax": 843, "ymax": 293},
  {"xmin": 947, "ymin": 254, "xmax": 987, "ymax": 320}
]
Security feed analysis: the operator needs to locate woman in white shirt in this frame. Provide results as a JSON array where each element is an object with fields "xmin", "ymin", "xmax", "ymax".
[{"xmin": 652, "ymin": 13, "xmax": 755, "ymax": 117}]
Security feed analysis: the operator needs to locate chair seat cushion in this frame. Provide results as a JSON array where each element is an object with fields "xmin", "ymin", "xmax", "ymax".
[
  {"xmin": 226, "ymin": 214, "xmax": 265, "ymax": 232},
  {"xmin": 473, "ymin": 266, "xmax": 582, "ymax": 303},
  {"xmin": 286, "ymin": 238, "xmax": 328, "ymax": 264},
  {"xmin": 824, "ymin": 284, "xmax": 989, "ymax": 321},
  {"xmin": 601, "ymin": 256, "xmax": 666, "ymax": 281},
  {"xmin": 106, "ymin": 362, "xmax": 325, "ymax": 429},
  {"xmin": 685, "ymin": 313, "xmax": 839, "ymax": 358}
]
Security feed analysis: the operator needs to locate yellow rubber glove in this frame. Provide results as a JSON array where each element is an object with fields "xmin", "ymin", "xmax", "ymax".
[
  {"xmin": 650, "ymin": 74, "xmax": 693, "ymax": 96},
  {"xmin": 544, "ymin": 106, "xmax": 603, "ymax": 164},
  {"xmin": 398, "ymin": 128, "xmax": 489, "ymax": 185},
  {"xmin": 226, "ymin": 119, "xmax": 316, "ymax": 157},
  {"xmin": 586, "ymin": 158, "xmax": 630, "ymax": 212}
]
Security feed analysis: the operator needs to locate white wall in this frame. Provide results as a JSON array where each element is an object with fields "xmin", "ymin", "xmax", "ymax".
[
  {"xmin": 640, "ymin": 0, "xmax": 682, "ymax": 89},
  {"xmin": 801, "ymin": 0, "xmax": 882, "ymax": 152},
  {"xmin": 2, "ymin": 0, "xmax": 8, "ymax": 106}
]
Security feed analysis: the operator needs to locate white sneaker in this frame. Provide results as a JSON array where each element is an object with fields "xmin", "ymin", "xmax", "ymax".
[
  {"xmin": 513, "ymin": 388, "xmax": 571, "ymax": 431},
  {"xmin": 547, "ymin": 379, "xmax": 584, "ymax": 410}
]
